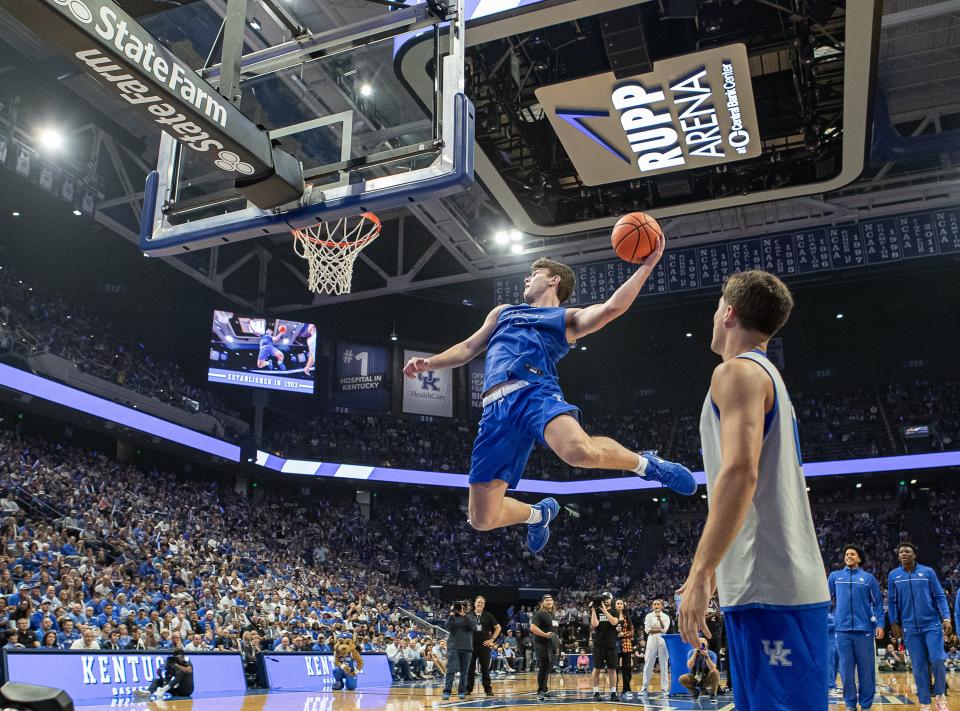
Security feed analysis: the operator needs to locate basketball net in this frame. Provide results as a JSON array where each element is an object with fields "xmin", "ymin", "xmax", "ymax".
[{"xmin": 291, "ymin": 213, "xmax": 381, "ymax": 295}]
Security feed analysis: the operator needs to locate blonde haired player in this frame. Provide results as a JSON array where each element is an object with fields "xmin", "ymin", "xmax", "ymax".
[
  {"xmin": 678, "ymin": 270, "xmax": 830, "ymax": 711},
  {"xmin": 404, "ymin": 227, "xmax": 695, "ymax": 553}
]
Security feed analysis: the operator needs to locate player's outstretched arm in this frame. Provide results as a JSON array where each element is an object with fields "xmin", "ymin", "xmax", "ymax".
[
  {"xmin": 677, "ymin": 359, "xmax": 769, "ymax": 644},
  {"xmin": 402, "ymin": 305, "xmax": 507, "ymax": 378},
  {"xmin": 566, "ymin": 236, "xmax": 665, "ymax": 341}
]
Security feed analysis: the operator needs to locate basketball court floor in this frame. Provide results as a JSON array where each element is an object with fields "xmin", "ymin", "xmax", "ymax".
[{"xmin": 70, "ymin": 672, "xmax": 945, "ymax": 710}]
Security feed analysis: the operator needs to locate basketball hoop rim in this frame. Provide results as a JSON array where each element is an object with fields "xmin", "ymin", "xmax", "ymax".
[{"xmin": 291, "ymin": 212, "xmax": 382, "ymax": 249}]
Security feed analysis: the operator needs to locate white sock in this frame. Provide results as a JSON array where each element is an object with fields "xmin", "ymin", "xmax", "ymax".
[
  {"xmin": 631, "ymin": 453, "xmax": 648, "ymax": 475},
  {"xmin": 525, "ymin": 506, "xmax": 543, "ymax": 525}
]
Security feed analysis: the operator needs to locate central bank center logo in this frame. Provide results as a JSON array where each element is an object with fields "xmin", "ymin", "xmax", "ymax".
[
  {"xmin": 418, "ymin": 371, "xmax": 440, "ymax": 391},
  {"xmin": 55, "ymin": 0, "xmax": 93, "ymax": 24}
]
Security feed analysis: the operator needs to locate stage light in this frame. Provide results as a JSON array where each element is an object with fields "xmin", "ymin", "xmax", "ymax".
[
  {"xmin": 685, "ymin": 332, "xmax": 692, "ymax": 338},
  {"xmin": 580, "ymin": 346, "xmax": 587, "ymax": 351},
  {"xmin": 11, "ymin": 212, "xmax": 20, "ymax": 217},
  {"xmin": 494, "ymin": 230, "xmax": 509, "ymax": 245},
  {"xmin": 510, "ymin": 243, "xmax": 524, "ymax": 254},
  {"xmin": 836, "ymin": 313, "xmax": 844, "ymax": 319},
  {"xmin": 911, "ymin": 479, "xmax": 918, "ymax": 484},
  {"xmin": 509, "ymin": 229, "xmax": 522, "ymax": 242},
  {"xmin": 37, "ymin": 127, "xmax": 65, "ymax": 153},
  {"xmin": 855, "ymin": 483, "xmax": 862, "ymax": 489},
  {"xmin": 359, "ymin": 83, "xmax": 374, "ymax": 98},
  {"xmin": 72, "ymin": 210, "xmax": 82, "ymax": 216}
]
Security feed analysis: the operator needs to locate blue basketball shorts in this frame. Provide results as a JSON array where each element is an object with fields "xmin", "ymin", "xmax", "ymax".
[
  {"xmin": 258, "ymin": 347, "xmax": 280, "ymax": 361},
  {"xmin": 468, "ymin": 381, "xmax": 579, "ymax": 489},
  {"xmin": 724, "ymin": 604, "xmax": 829, "ymax": 711}
]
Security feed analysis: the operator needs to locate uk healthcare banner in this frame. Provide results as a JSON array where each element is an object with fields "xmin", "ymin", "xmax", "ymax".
[
  {"xmin": 2, "ymin": 650, "xmax": 245, "ymax": 703},
  {"xmin": 402, "ymin": 349, "xmax": 453, "ymax": 417},
  {"xmin": 333, "ymin": 342, "xmax": 391, "ymax": 412},
  {"xmin": 260, "ymin": 652, "xmax": 392, "ymax": 691}
]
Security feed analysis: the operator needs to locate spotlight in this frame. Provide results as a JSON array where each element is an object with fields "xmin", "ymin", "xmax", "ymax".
[
  {"xmin": 855, "ymin": 483, "xmax": 862, "ymax": 489},
  {"xmin": 510, "ymin": 243, "xmax": 524, "ymax": 255},
  {"xmin": 494, "ymin": 230, "xmax": 509, "ymax": 245},
  {"xmin": 359, "ymin": 83, "xmax": 373, "ymax": 98},
  {"xmin": 911, "ymin": 479, "xmax": 918, "ymax": 485},
  {"xmin": 72, "ymin": 210, "xmax": 82, "ymax": 216},
  {"xmin": 685, "ymin": 332, "xmax": 692, "ymax": 338},
  {"xmin": 248, "ymin": 18, "xmax": 262, "ymax": 30},
  {"xmin": 509, "ymin": 229, "xmax": 522, "ymax": 242},
  {"xmin": 390, "ymin": 333, "xmax": 398, "ymax": 342},
  {"xmin": 11, "ymin": 212, "xmax": 20, "ymax": 217},
  {"xmin": 37, "ymin": 127, "xmax": 65, "ymax": 153},
  {"xmin": 699, "ymin": 6, "xmax": 723, "ymax": 33},
  {"xmin": 836, "ymin": 313, "xmax": 844, "ymax": 320},
  {"xmin": 580, "ymin": 346, "xmax": 587, "ymax": 351}
]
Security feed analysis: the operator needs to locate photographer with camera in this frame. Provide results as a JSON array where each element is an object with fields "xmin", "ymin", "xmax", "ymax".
[
  {"xmin": 590, "ymin": 592, "xmax": 620, "ymax": 701},
  {"xmin": 680, "ymin": 635, "xmax": 720, "ymax": 701},
  {"xmin": 443, "ymin": 601, "xmax": 475, "ymax": 700},
  {"xmin": 467, "ymin": 596, "xmax": 500, "ymax": 697},
  {"xmin": 133, "ymin": 650, "xmax": 194, "ymax": 700},
  {"xmin": 530, "ymin": 594, "xmax": 558, "ymax": 701}
]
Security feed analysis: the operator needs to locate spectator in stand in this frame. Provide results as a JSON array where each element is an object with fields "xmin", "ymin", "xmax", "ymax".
[{"xmin": 70, "ymin": 628, "xmax": 100, "ymax": 650}]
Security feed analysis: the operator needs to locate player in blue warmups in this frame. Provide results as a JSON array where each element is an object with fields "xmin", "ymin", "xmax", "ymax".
[
  {"xmin": 257, "ymin": 326, "xmax": 286, "ymax": 370},
  {"xmin": 827, "ymin": 544, "xmax": 884, "ymax": 711},
  {"xmin": 403, "ymin": 235, "xmax": 695, "ymax": 553},
  {"xmin": 887, "ymin": 542, "xmax": 951, "ymax": 711}
]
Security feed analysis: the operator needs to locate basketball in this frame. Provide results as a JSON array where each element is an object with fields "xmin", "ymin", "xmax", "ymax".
[
  {"xmin": 611, "ymin": 212, "xmax": 662, "ymax": 263},
  {"xmin": 278, "ymin": 324, "xmax": 287, "ymax": 334}
]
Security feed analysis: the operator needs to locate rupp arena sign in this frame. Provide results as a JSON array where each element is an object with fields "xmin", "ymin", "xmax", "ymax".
[
  {"xmin": 1, "ymin": 0, "xmax": 302, "ymax": 208},
  {"xmin": 535, "ymin": 43, "xmax": 762, "ymax": 185}
]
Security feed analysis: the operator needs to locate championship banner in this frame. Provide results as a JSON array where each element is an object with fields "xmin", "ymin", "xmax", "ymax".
[
  {"xmin": 259, "ymin": 652, "xmax": 391, "ymax": 692},
  {"xmin": 402, "ymin": 349, "xmax": 453, "ymax": 417},
  {"xmin": 535, "ymin": 43, "xmax": 761, "ymax": 185},
  {"xmin": 468, "ymin": 357, "xmax": 485, "ymax": 418},
  {"xmin": 2, "ymin": 650, "xmax": 245, "ymax": 703},
  {"xmin": 333, "ymin": 342, "xmax": 390, "ymax": 412}
]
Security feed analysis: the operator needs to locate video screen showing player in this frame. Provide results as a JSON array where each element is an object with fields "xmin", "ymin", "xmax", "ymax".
[{"xmin": 208, "ymin": 311, "xmax": 316, "ymax": 394}]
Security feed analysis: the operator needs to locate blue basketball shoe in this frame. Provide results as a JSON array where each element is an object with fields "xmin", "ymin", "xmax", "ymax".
[
  {"xmin": 526, "ymin": 497, "xmax": 559, "ymax": 553},
  {"xmin": 639, "ymin": 452, "xmax": 697, "ymax": 495}
]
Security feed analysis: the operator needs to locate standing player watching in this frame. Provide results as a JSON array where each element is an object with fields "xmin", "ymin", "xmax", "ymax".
[
  {"xmin": 888, "ymin": 542, "xmax": 951, "ymax": 711},
  {"xmin": 303, "ymin": 324, "xmax": 317, "ymax": 377},
  {"xmin": 530, "ymin": 595, "xmax": 558, "ymax": 701},
  {"xmin": 403, "ymin": 235, "xmax": 695, "ymax": 553},
  {"xmin": 640, "ymin": 599, "xmax": 670, "ymax": 695},
  {"xmin": 677, "ymin": 270, "xmax": 831, "ymax": 711},
  {"xmin": 257, "ymin": 325, "xmax": 286, "ymax": 371},
  {"xmin": 466, "ymin": 596, "xmax": 500, "ymax": 697},
  {"xmin": 615, "ymin": 598, "xmax": 635, "ymax": 699},
  {"xmin": 827, "ymin": 544, "xmax": 884, "ymax": 711},
  {"xmin": 590, "ymin": 592, "xmax": 620, "ymax": 701}
]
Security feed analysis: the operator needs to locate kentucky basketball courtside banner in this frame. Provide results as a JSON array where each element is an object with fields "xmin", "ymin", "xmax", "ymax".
[
  {"xmin": 333, "ymin": 342, "xmax": 390, "ymax": 412},
  {"xmin": 259, "ymin": 651, "xmax": 391, "ymax": 691},
  {"xmin": 535, "ymin": 43, "xmax": 761, "ymax": 185},
  {"xmin": 2, "ymin": 650, "xmax": 245, "ymax": 703},
  {"xmin": 402, "ymin": 350, "xmax": 454, "ymax": 418}
]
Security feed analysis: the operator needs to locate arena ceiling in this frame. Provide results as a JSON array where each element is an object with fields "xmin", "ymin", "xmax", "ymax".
[{"xmin": 0, "ymin": 0, "xmax": 958, "ymax": 312}]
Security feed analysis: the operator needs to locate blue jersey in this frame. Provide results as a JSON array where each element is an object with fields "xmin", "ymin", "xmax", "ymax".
[
  {"xmin": 483, "ymin": 305, "xmax": 570, "ymax": 390},
  {"xmin": 828, "ymin": 567, "xmax": 884, "ymax": 633},
  {"xmin": 259, "ymin": 334, "xmax": 274, "ymax": 350},
  {"xmin": 887, "ymin": 564, "xmax": 949, "ymax": 632}
]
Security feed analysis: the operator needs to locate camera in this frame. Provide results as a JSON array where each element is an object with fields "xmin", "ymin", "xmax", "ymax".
[
  {"xmin": 450, "ymin": 600, "xmax": 471, "ymax": 615},
  {"xmin": 591, "ymin": 593, "xmax": 612, "ymax": 608}
]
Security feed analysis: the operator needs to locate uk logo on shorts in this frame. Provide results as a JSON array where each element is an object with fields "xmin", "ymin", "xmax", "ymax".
[
  {"xmin": 761, "ymin": 640, "xmax": 792, "ymax": 666},
  {"xmin": 54, "ymin": 0, "xmax": 93, "ymax": 24}
]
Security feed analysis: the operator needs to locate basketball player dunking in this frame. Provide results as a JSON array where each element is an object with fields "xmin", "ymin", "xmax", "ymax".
[
  {"xmin": 403, "ymin": 235, "xmax": 695, "ymax": 553},
  {"xmin": 257, "ymin": 325, "xmax": 286, "ymax": 370},
  {"xmin": 677, "ymin": 271, "xmax": 830, "ymax": 711}
]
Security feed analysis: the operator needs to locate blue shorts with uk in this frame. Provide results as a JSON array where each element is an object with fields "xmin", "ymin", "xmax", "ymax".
[
  {"xmin": 468, "ymin": 381, "xmax": 579, "ymax": 489},
  {"xmin": 724, "ymin": 603, "xmax": 829, "ymax": 711},
  {"xmin": 258, "ymin": 346, "xmax": 280, "ymax": 362}
]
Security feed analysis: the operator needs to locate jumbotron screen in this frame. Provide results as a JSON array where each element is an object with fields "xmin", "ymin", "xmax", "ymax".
[{"xmin": 208, "ymin": 311, "xmax": 316, "ymax": 394}]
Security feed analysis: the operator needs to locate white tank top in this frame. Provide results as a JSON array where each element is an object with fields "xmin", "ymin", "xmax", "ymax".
[{"xmin": 699, "ymin": 350, "xmax": 829, "ymax": 611}]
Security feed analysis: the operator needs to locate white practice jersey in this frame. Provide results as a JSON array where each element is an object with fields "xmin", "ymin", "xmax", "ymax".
[{"xmin": 699, "ymin": 350, "xmax": 829, "ymax": 611}]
